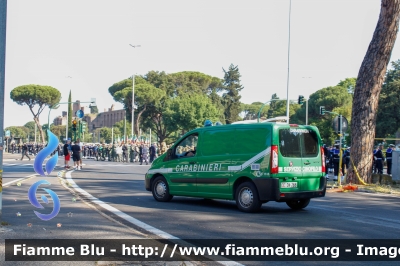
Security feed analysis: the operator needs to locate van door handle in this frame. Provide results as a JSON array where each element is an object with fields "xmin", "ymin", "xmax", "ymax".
[
  {"xmin": 189, "ymin": 161, "xmax": 196, "ymax": 164},
  {"xmin": 304, "ymin": 162, "xmax": 310, "ymax": 165}
]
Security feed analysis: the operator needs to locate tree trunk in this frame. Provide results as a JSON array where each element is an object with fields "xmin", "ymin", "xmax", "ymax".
[
  {"xmin": 135, "ymin": 105, "xmax": 147, "ymax": 136},
  {"xmin": 33, "ymin": 116, "xmax": 45, "ymax": 144},
  {"xmin": 349, "ymin": 0, "xmax": 400, "ymax": 184}
]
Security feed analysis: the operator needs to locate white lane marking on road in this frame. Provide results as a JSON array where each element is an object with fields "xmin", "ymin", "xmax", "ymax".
[
  {"xmin": 3, "ymin": 174, "xmax": 38, "ymax": 187},
  {"xmin": 65, "ymin": 171, "xmax": 177, "ymax": 239},
  {"xmin": 65, "ymin": 171, "xmax": 244, "ymax": 266}
]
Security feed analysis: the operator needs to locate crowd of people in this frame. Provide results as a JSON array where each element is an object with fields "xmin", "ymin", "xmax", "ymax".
[
  {"xmin": 6, "ymin": 138, "xmax": 174, "ymax": 167},
  {"xmin": 323, "ymin": 143, "xmax": 396, "ymax": 181},
  {"xmin": 61, "ymin": 139, "xmax": 172, "ymax": 169},
  {"xmin": 6, "ymin": 141, "xmax": 47, "ymax": 157}
]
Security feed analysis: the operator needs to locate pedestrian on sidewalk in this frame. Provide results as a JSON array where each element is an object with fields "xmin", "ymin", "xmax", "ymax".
[
  {"xmin": 64, "ymin": 139, "xmax": 72, "ymax": 169},
  {"xmin": 71, "ymin": 140, "xmax": 81, "ymax": 170},
  {"xmin": 20, "ymin": 143, "xmax": 31, "ymax": 161}
]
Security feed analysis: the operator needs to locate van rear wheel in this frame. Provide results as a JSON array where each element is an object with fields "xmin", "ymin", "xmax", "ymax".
[
  {"xmin": 286, "ymin": 199, "xmax": 310, "ymax": 210},
  {"xmin": 235, "ymin": 182, "xmax": 262, "ymax": 212},
  {"xmin": 152, "ymin": 176, "xmax": 173, "ymax": 202}
]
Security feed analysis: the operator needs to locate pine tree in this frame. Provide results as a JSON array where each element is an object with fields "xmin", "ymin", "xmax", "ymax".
[
  {"xmin": 349, "ymin": 0, "xmax": 400, "ymax": 184},
  {"xmin": 222, "ymin": 64, "xmax": 243, "ymax": 124}
]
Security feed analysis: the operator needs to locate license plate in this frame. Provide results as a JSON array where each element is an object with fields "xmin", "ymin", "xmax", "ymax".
[{"xmin": 281, "ymin": 182, "xmax": 297, "ymax": 188}]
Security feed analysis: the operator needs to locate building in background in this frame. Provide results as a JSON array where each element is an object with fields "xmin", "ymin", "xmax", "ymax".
[
  {"xmin": 84, "ymin": 104, "xmax": 126, "ymax": 131},
  {"xmin": 53, "ymin": 101, "xmax": 126, "ymax": 132},
  {"xmin": 53, "ymin": 111, "xmax": 67, "ymax": 126}
]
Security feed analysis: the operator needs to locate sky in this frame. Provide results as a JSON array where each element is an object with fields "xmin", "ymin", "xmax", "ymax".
[{"xmin": 4, "ymin": 0, "xmax": 400, "ymax": 128}]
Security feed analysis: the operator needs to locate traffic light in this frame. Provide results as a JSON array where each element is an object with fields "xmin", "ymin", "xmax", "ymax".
[
  {"xmin": 298, "ymin": 95, "xmax": 305, "ymax": 105},
  {"xmin": 81, "ymin": 121, "xmax": 86, "ymax": 132},
  {"xmin": 72, "ymin": 120, "xmax": 77, "ymax": 131},
  {"xmin": 320, "ymin": 106, "xmax": 325, "ymax": 115}
]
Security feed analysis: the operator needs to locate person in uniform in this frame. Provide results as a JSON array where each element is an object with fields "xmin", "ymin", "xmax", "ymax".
[
  {"xmin": 332, "ymin": 144, "xmax": 340, "ymax": 181},
  {"xmin": 341, "ymin": 147, "xmax": 350, "ymax": 177},
  {"xmin": 20, "ymin": 143, "xmax": 31, "ymax": 161},
  {"xmin": 149, "ymin": 143, "xmax": 157, "ymax": 163},
  {"xmin": 139, "ymin": 143, "xmax": 143, "ymax": 164},
  {"xmin": 375, "ymin": 144, "xmax": 384, "ymax": 174},
  {"xmin": 122, "ymin": 143, "xmax": 128, "ymax": 162},
  {"xmin": 372, "ymin": 145, "xmax": 378, "ymax": 173},
  {"xmin": 141, "ymin": 144, "xmax": 149, "ymax": 165},
  {"xmin": 107, "ymin": 145, "xmax": 112, "ymax": 161},
  {"xmin": 386, "ymin": 144, "xmax": 395, "ymax": 175},
  {"xmin": 129, "ymin": 144, "xmax": 134, "ymax": 162},
  {"xmin": 323, "ymin": 144, "xmax": 330, "ymax": 178},
  {"xmin": 134, "ymin": 144, "xmax": 140, "ymax": 162}
]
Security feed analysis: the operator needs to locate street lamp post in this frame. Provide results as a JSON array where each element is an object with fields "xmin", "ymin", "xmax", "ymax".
[
  {"xmin": 129, "ymin": 44, "xmax": 141, "ymax": 138},
  {"xmin": 65, "ymin": 76, "xmax": 72, "ymax": 139},
  {"xmin": 285, "ymin": 0, "xmax": 292, "ymax": 124}
]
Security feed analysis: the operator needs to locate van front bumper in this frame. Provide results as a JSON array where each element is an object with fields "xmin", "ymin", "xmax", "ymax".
[
  {"xmin": 253, "ymin": 177, "xmax": 326, "ymax": 201},
  {"xmin": 145, "ymin": 174, "xmax": 152, "ymax": 191}
]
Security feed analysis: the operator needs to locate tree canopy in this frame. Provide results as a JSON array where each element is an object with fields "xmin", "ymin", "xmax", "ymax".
[
  {"xmin": 222, "ymin": 64, "xmax": 243, "ymax": 124},
  {"xmin": 376, "ymin": 59, "xmax": 400, "ymax": 137},
  {"xmin": 10, "ymin": 84, "xmax": 61, "ymax": 143}
]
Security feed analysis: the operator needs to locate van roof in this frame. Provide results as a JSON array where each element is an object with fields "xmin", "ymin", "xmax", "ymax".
[
  {"xmin": 232, "ymin": 116, "xmax": 288, "ymax": 124},
  {"xmin": 188, "ymin": 121, "xmax": 317, "ymax": 134}
]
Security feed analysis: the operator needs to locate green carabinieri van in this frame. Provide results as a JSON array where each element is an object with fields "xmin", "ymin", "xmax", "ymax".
[{"xmin": 145, "ymin": 122, "xmax": 326, "ymax": 212}]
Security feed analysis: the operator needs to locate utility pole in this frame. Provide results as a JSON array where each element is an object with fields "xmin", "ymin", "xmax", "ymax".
[
  {"xmin": 124, "ymin": 116, "xmax": 127, "ymax": 143},
  {"xmin": 0, "ymin": 0, "xmax": 7, "ymax": 223},
  {"xmin": 129, "ymin": 44, "xmax": 141, "ymax": 137}
]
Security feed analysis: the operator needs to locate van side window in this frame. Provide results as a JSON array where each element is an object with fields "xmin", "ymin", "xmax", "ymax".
[{"xmin": 174, "ymin": 133, "xmax": 198, "ymax": 158}]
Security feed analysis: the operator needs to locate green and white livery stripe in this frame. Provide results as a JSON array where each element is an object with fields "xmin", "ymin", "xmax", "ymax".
[
  {"xmin": 148, "ymin": 168, "xmax": 173, "ymax": 174},
  {"xmin": 237, "ymin": 147, "xmax": 271, "ymax": 171},
  {"xmin": 148, "ymin": 147, "xmax": 271, "ymax": 174}
]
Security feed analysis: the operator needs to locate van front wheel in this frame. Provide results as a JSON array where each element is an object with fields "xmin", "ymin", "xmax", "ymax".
[
  {"xmin": 286, "ymin": 199, "xmax": 310, "ymax": 210},
  {"xmin": 152, "ymin": 176, "xmax": 173, "ymax": 202},
  {"xmin": 235, "ymin": 182, "xmax": 262, "ymax": 212}
]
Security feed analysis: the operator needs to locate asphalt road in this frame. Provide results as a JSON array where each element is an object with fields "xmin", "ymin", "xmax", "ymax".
[{"xmin": 3, "ymin": 155, "xmax": 400, "ymax": 265}]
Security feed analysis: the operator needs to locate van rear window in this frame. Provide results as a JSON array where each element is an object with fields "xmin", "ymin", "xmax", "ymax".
[{"xmin": 279, "ymin": 129, "xmax": 319, "ymax": 158}]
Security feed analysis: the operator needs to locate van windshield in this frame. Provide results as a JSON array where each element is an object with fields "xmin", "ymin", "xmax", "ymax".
[{"xmin": 279, "ymin": 128, "xmax": 319, "ymax": 158}]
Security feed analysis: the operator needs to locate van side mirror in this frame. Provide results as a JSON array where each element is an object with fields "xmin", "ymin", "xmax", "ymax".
[{"xmin": 164, "ymin": 148, "xmax": 174, "ymax": 162}]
